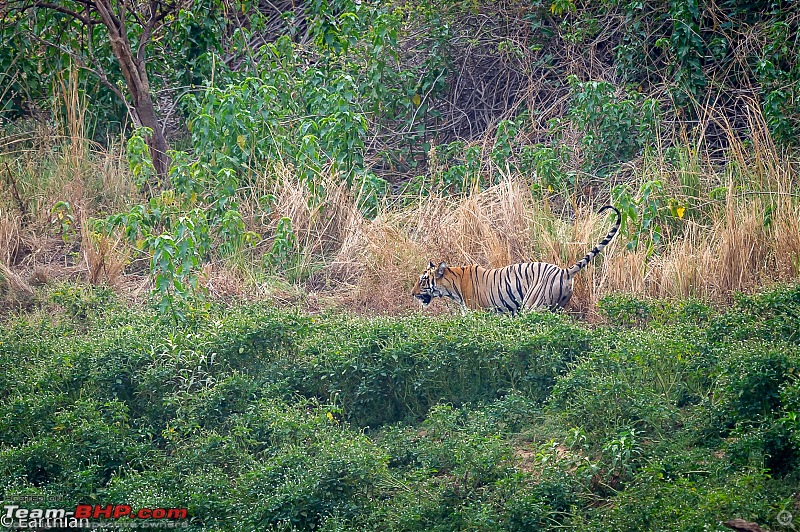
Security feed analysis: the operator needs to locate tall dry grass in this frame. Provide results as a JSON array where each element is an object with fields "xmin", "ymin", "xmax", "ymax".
[
  {"xmin": 0, "ymin": 66, "xmax": 139, "ymax": 296},
  {"xmin": 1, "ymin": 77, "xmax": 797, "ymax": 318},
  {"xmin": 254, "ymin": 107, "xmax": 800, "ymax": 318},
  {"xmin": 303, "ymin": 175, "xmax": 799, "ymax": 317}
]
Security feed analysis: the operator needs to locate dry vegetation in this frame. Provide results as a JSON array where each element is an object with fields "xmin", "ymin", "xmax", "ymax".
[
  {"xmin": 224, "ymin": 104, "xmax": 798, "ymax": 319},
  {"xmin": 1, "ymin": 96, "xmax": 799, "ymax": 319}
]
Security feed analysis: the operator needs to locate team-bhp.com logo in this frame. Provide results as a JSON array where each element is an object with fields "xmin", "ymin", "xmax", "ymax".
[{"xmin": 2, "ymin": 504, "xmax": 188, "ymax": 528}]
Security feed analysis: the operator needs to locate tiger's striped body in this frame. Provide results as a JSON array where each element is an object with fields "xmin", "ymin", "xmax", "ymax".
[{"xmin": 411, "ymin": 205, "xmax": 621, "ymax": 313}]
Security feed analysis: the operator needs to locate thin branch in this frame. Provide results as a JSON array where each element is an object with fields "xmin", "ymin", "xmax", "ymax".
[
  {"xmin": 32, "ymin": 0, "xmax": 100, "ymax": 25},
  {"xmin": 136, "ymin": 0, "xmax": 158, "ymax": 61}
]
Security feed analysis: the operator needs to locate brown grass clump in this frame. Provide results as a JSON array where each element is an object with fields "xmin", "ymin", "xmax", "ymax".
[
  {"xmin": 81, "ymin": 220, "xmax": 128, "ymax": 287},
  {"xmin": 321, "ymin": 167, "xmax": 800, "ymax": 317},
  {"xmin": 0, "ymin": 210, "xmax": 22, "ymax": 266},
  {"xmin": 0, "ymin": 261, "xmax": 35, "ymax": 309}
]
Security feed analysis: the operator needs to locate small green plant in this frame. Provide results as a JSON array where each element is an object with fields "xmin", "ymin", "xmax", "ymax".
[
  {"xmin": 520, "ymin": 143, "xmax": 572, "ymax": 195},
  {"xmin": 100, "ymin": 195, "xmax": 213, "ymax": 323},
  {"xmin": 264, "ymin": 216, "xmax": 296, "ymax": 273},
  {"xmin": 126, "ymin": 127, "xmax": 156, "ymax": 192},
  {"xmin": 612, "ymin": 180, "xmax": 685, "ymax": 255},
  {"xmin": 50, "ymin": 201, "xmax": 75, "ymax": 243},
  {"xmin": 147, "ymin": 211, "xmax": 210, "ymax": 322},
  {"xmin": 602, "ymin": 428, "xmax": 642, "ymax": 483},
  {"xmin": 597, "ymin": 293, "xmax": 653, "ymax": 327}
]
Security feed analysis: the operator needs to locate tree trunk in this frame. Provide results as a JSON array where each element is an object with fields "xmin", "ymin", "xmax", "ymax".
[
  {"xmin": 94, "ymin": 0, "xmax": 170, "ymax": 192},
  {"xmin": 135, "ymin": 93, "xmax": 170, "ymax": 187}
]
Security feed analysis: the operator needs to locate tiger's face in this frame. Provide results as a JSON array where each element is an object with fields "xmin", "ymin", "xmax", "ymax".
[{"xmin": 412, "ymin": 261, "xmax": 447, "ymax": 306}]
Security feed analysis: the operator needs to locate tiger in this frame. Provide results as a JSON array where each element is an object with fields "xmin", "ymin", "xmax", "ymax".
[{"xmin": 411, "ymin": 205, "xmax": 621, "ymax": 313}]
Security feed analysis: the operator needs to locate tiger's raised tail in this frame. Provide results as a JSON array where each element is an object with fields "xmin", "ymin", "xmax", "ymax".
[{"xmin": 567, "ymin": 205, "xmax": 621, "ymax": 278}]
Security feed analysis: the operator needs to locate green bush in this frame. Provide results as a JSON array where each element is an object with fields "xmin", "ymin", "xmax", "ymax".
[
  {"xmin": 549, "ymin": 325, "xmax": 706, "ymax": 441},
  {"xmin": 288, "ymin": 312, "xmax": 590, "ymax": 427},
  {"xmin": 2, "ymin": 284, "xmax": 800, "ymax": 530}
]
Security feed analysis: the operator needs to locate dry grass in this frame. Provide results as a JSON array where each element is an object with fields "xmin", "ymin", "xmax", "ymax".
[
  {"xmin": 0, "ymin": 262, "xmax": 34, "ymax": 297},
  {"xmin": 1, "ymin": 85, "xmax": 798, "ymax": 318},
  {"xmin": 3, "ymin": 132, "xmax": 798, "ymax": 317},
  {"xmin": 0, "ymin": 211, "xmax": 22, "ymax": 266},
  {"xmin": 324, "ymin": 183, "xmax": 628, "ymax": 315},
  {"xmin": 81, "ymin": 220, "xmax": 128, "ymax": 287},
  {"xmin": 223, "ymin": 109, "xmax": 800, "ymax": 318},
  {"xmin": 315, "ymin": 168, "xmax": 800, "ymax": 317}
]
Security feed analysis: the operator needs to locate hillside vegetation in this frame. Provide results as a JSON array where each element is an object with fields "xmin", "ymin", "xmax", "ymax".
[{"xmin": 0, "ymin": 285, "xmax": 799, "ymax": 529}]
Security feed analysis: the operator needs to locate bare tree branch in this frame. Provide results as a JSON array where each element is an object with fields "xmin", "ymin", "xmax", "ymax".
[
  {"xmin": 137, "ymin": 0, "xmax": 158, "ymax": 61},
  {"xmin": 32, "ymin": 1, "xmax": 100, "ymax": 25}
]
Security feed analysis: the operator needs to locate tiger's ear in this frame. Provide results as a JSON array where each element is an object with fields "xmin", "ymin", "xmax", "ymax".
[
  {"xmin": 428, "ymin": 261, "xmax": 436, "ymax": 270},
  {"xmin": 436, "ymin": 262, "xmax": 447, "ymax": 278}
]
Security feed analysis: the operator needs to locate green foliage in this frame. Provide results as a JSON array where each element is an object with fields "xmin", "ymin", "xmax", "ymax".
[
  {"xmin": 567, "ymin": 76, "xmax": 660, "ymax": 174},
  {"xmin": 50, "ymin": 201, "xmax": 76, "ymax": 244},
  {"xmin": 521, "ymin": 143, "xmax": 572, "ymax": 195},
  {"xmin": 99, "ymin": 193, "xmax": 213, "ymax": 323},
  {"xmin": 126, "ymin": 128, "xmax": 155, "ymax": 191},
  {"xmin": 757, "ymin": 18, "xmax": 800, "ymax": 144},
  {"xmin": 668, "ymin": 0, "xmax": 706, "ymax": 106},
  {"xmin": 598, "ymin": 293, "xmax": 713, "ymax": 328},
  {"xmin": 550, "ymin": 325, "xmax": 707, "ymax": 441},
  {"xmin": 106, "ymin": 128, "xmax": 269, "ymax": 322},
  {"xmin": 2, "ymin": 284, "xmax": 799, "ymax": 529},
  {"xmin": 611, "ymin": 178, "xmax": 688, "ymax": 254},
  {"xmin": 49, "ymin": 284, "xmax": 116, "ymax": 323},
  {"xmin": 581, "ymin": 466, "xmax": 784, "ymax": 531},
  {"xmin": 147, "ymin": 212, "xmax": 211, "ymax": 321},
  {"xmin": 264, "ymin": 217, "xmax": 297, "ymax": 272},
  {"xmin": 417, "ymin": 141, "xmax": 482, "ymax": 194},
  {"xmin": 0, "ymin": 0, "xmax": 233, "ymax": 141},
  {"xmin": 182, "ymin": 0, "xmax": 418, "ymax": 207},
  {"xmin": 287, "ymin": 312, "xmax": 590, "ymax": 427}
]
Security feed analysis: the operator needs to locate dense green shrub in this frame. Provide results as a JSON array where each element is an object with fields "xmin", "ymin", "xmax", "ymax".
[
  {"xmin": 288, "ymin": 312, "xmax": 590, "ymax": 427},
  {"xmin": 1, "ymin": 284, "xmax": 799, "ymax": 530},
  {"xmin": 549, "ymin": 325, "xmax": 707, "ymax": 440}
]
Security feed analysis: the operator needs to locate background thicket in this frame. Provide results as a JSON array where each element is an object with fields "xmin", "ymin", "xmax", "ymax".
[{"xmin": 1, "ymin": 0, "xmax": 799, "ymax": 317}]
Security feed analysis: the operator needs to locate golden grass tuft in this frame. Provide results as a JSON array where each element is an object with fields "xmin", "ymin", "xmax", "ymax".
[{"xmin": 81, "ymin": 220, "xmax": 128, "ymax": 287}]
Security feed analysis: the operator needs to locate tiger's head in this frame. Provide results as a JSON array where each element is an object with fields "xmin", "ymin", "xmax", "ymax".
[{"xmin": 411, "ymin": 261, "xmax": 448, "ymax": 307}]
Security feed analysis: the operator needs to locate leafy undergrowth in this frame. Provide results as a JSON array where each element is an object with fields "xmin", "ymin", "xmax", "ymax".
[{"xmin": 1, "ymin": 284, "xmax": 799, "ymax": 531}]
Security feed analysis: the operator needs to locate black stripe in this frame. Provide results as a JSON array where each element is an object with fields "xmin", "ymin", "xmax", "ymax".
[
  {"xmin": 497, "ymin": 270, "xmax": 515, "ymax": 311},
  {"xmin": 504, "ymin": 270, "xmax": 519, "ymax": 311},
  {"xmin": 514, "ymin": 264, "xmax": 524, "ymax": 302},
  {"xmin": 541, "ymin": 267, "xmax": 560, "ymax": 305},
  {"xmin": 471, "ymin": 266, "xmax": 479, "ymax": 306},
  {"xmin": 482, "ymin": 268, "xmax": 491, "ymax": 307},
  {"xmin": 454, "ymin": 269, "xmax": 464, "ymax": 304},
  {"xmin": 488, "ymin": 269, "xmax": 503, "ymax": 310},
  {"xmin": 531, "ymin": 263, "xmax": 542, "ymax": 284}
]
